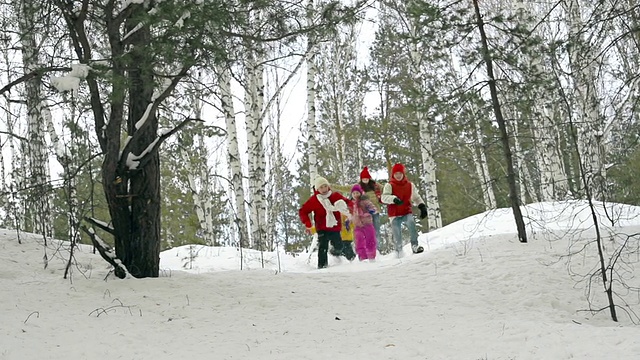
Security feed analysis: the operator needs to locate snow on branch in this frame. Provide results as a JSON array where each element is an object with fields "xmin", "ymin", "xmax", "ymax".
[
  {"xmin": 85, "ymin": 217, "xmax": 115, "ymax": 235},
  {"xmin": 50, "ymin": 64, "xmax": 92, "ymax": 95},
  {"xmin": 80, "ymin": 225, "xmax": 129, "ymax": 279},
  {"xmin": 125, "ymin": 117, "xmax": 199, "ymax": 171},
  {"xmin": 123, "ymin": 22, "xmax": 144, "ymax": 42},
  {"xmin": 117, "ymin": 64, "xmax": 193, "ymax": 173},
  {"xmin": 0, "ymin": 66, "xmax": 71, "ymax": 95}
]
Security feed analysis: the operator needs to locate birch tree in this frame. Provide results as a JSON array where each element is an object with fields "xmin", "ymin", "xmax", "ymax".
[
  {"xmin": 316, "ymin": 23, "xmax": 360, "ymax": 185},
  {"xmin": 217, "ymin": 63, "xmax": 250, "ymax": 248},
  {"xmin": 177, "ymin": 89, "xmax": 219, "ymax": 247},
  {"xmin": 17, "ymin": 0, "xmax": 53, "ymax": 239},
  {"xmin": 469, "ymin": 106, "xmax": 496, "ymax": 210},
  {"xmin": 563, "ymin": 0, "xmax": 607, "ymax": 198},
  {"xmin": 306, "ymin": 0, "xmax": 319, "ymax": 190},
  {"xmin": 42, "ymin": 99, "xmax": 83, "ymax": 278}
]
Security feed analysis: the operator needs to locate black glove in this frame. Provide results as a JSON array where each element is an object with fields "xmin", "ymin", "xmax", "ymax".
[
  {"xmin": 418, "ymin": 203, "xmax": 428, "ymax": 219},
  {"xmin": 393, "ymin": 198, "xmax": 403, "ymax": 205}
]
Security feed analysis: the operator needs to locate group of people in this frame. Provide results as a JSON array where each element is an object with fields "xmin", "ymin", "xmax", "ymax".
[{"xmin": 299, "ymin": 163, "xmax": 429, "ymax": 269}]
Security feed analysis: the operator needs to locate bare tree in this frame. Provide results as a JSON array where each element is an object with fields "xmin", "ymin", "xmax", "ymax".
[{"xmin": 472, "ymin": 0, "xmax": 527, "ymax": 243}]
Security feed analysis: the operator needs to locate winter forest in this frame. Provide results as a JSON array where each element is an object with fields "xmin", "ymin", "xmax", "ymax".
[{"xmin": 1, "ymin": 0, "xmax": 639, "ymax": 280}]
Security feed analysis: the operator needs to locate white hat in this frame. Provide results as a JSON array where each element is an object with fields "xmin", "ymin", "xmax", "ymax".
[{"xmin": 314, "ymin": 176, "xmax": 329, "ymax": 189}]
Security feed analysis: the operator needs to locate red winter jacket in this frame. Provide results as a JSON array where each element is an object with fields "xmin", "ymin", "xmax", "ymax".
[
  {"xmin": 299, "ymin": 190, "xmax": 353, "ymax": 232},
  {"xmin": 381, "ymin": 164, "xmax": 425, "ymax": 218}
]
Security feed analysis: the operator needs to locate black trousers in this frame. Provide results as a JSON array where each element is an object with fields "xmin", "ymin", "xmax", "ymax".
[
  {"xmin": 341, "ymin": 240, "xmax": 356, "ymax": 261},
  {"xmin": 317, "ymin": 230, "xmax": 343, "ymax": 268}
]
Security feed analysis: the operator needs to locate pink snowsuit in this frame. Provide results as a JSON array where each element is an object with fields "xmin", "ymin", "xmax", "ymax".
[{"xmin": 351, "ymin": 196, "xmax": 378, "ymax": 261}]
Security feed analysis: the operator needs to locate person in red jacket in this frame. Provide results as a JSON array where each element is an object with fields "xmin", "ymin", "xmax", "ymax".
[
  {"xmin": 380, "ymin": 163, "xmax": 428, "ymax": 257},
  {"xmin": 299, "ymin": 176, "xmax": 353, "ymax": 269}
]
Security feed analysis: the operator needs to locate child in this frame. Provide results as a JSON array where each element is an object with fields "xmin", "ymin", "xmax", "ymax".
[
  {"xmin": 349, "ymin": 184, "xmax": 378, "ymax": 261},
  {"xmin": 380, "ymin": 163, "xmax": 428, "ymax": 257},
  {"xmin": 299, "ymin": 176, "xmax": 352, "ymax": 269},
  {"xmin": 358, "ymin": 167, "xmax": 383, "ymax": 250},
  {"xmin": 340, "ymin": 214, "xmax": 356, "ymax": 261}
]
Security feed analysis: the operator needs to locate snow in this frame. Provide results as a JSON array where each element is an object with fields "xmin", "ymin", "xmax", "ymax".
[
  {"xmin": 2, "ymin": 200, "xmax": 640, "ymax": 360},
  {"xmin": 125, "ymin": 137, "xmax": 160, "ymax": 170},
  {"xmin": 50, "ymin": 75, "xmax": 80, "ymax": 93},
  {"xmin": 134, "ymin": 103, "xmax": 154, "ymax": 130},
  {"xmin": 175, "ymin": 12, "xmax": 191, "ymax": 28},
  {"xmin": 50, "ymin": 63, "xmax": 91, "ymax": 94}
]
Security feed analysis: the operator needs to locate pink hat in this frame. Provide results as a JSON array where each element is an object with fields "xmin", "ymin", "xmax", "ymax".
[{"xmin": 351, "ymin": 184, "xmax": 363, "ymax": 194}]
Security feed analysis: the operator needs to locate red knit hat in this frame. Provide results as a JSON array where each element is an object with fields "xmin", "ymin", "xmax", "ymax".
[
  {"xmin": 359, "ymin": 167, "xmax": 372, "ymax": 180},
  {"xmin": 391, "ymin": 163, "xmax": 406, "ymax": 175}
]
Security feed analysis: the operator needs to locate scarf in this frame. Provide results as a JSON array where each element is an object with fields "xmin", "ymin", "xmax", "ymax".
[{"xmin": 316, "ymin": 191, "xmax": 348, "ymax": 228}]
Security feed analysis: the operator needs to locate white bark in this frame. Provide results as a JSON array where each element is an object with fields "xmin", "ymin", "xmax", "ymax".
[
  {"xmin": 506, "ymin": 111, "xmax": 536, "ymax": 204},
  {"xmin": 564, "ymin": 0, "xmax": 607, "ymax": 197},
  {"xmin": 253, "ymin": 49, "xmax": 268, "ymax": 251},
  {"xmin": 533, "ymin": 101, "xmax": 570, "ymax": 201},
  {"xmin": 43, "ymin": 100, "xmax": 81, "ymax": 246},
  {"xmin": 306, "ymin": 0, "xmax": 318, "ymax": 189},
  {"xmin": 18, "ymin": 0, "xmax": 53, "ymax": 238},
  {"xmin": 406, "ymin": 6, "xmax": 442, "ymax": 230},
  {"xmin": 179, "ymin": 88, "xmax": 215, "ymax": 246},
  {"xmin": 217, "ymin": 64, "xmax": 249, "ymax": 247},
  {"xmin": 470, "ymin": 111, "xmax": 496, "ymax": 210},
  {"xmin": 244, "ymin": 13, "xmax": 268, "ymax": 251},
  {"xmin": 2, "ymin": 91, "xmax": 24, "ymax": 233},
  {"xmin": 317, "ymin": 24, "xmax": 359, "ymax": 185},
  {"xmin": 515, "ymin": 0, "xmax": 569, "ymax": 201}
]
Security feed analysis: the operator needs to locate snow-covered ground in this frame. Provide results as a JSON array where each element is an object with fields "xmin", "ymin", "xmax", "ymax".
[{"xmin": 2, "ymin": 200, "xmax": 640, "ymax": 359}]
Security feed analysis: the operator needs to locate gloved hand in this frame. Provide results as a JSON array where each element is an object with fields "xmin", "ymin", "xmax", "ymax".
[
  {"xmin": 368, "ymin": 209, "xmax": 376, "ymax": 215},
  {"xmin": 393, "ymin": 198, "xmax": 403, "ymax": 205},
  {"xmin": 345, "ymin": 220, "xmax": 351, "ymax": 231},
  {"xmin": 418, "ymin": 203, "xmax": 428, "ymax": 219}
]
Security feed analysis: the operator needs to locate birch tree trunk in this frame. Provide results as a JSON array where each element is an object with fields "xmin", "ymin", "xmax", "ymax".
[
  {"xmin": 43, "ymin": 97, "xmax": 81, "ymax": 278},
  {"xmin": 564, "ymin": 0, "xmax": 607, "ymax": 198},
  {"xmin": 244, "ymin": 16, "xmax": 268, "ymax": 250},
  {"xmin": 532, "ymin": 101, "xmax": 570, "ymax": 201},
  {"xmin": 470, "ymin": 110, "xmax": 496, "ymax": 210},
  {"xmin": 1, "ymin": 88, "xmax": 24, "ymax": 238},
  {"xmin": 507, "ymin": 112, "xmax": 536, "ymax": 204},
  {"xmin": 179, "ymin": 90, "xmax": 216, "ymax": 246},
  {"xmin": 317, "ymin": 24, "xmax": 357, "ymax": 185},
  {"xmin": 255, "ymin": 54, "xmax": 268, "ymax": 252},
  {"xmin": 217, "ymin": 64, "xmax": 250, "ymax": 248},
  {"xmin": 18, "ymin": 0, "xmax": 53, "ymax": 239},
  {"xmin": 306, "ymin": 0, "xmax": 319, "ymax": 189},
  {"xmin": 43, "ymin": 100, "xmax": 81, "ymax": 249},
  {"xmin": 516, "ymin": 0, "xmax": 569, "ymax": 201},
  {"xmin": 407, "ymin": 6, "xmax": 442, "ymax": 230}
]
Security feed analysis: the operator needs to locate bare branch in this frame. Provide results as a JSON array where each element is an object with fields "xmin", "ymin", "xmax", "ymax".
[{"xmin": 0, "ymin": 66, "xmax": 71, "ymax": 95}]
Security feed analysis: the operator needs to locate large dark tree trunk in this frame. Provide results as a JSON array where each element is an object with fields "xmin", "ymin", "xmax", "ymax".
[
  {"xmin": 472, "ymin": 0, "xmax": 527, "ymax": 243},
  {"xmin": 118, "ymin": 8, "xmax": 159, "ymax": 277},
  {"xmin": 100, "ymin": 6, "xmax": 160, "ymax": 278}
]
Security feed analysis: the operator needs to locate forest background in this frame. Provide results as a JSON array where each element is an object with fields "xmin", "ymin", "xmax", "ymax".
[{"xmin": 1, "ymin": 0, "xmax": 640, "ymax": 277}]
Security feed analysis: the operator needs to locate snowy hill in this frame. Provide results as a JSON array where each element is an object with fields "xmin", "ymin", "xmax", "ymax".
[{"xmin": 1, "ymin": 200, "xmax": 640, "ymax": 359}]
